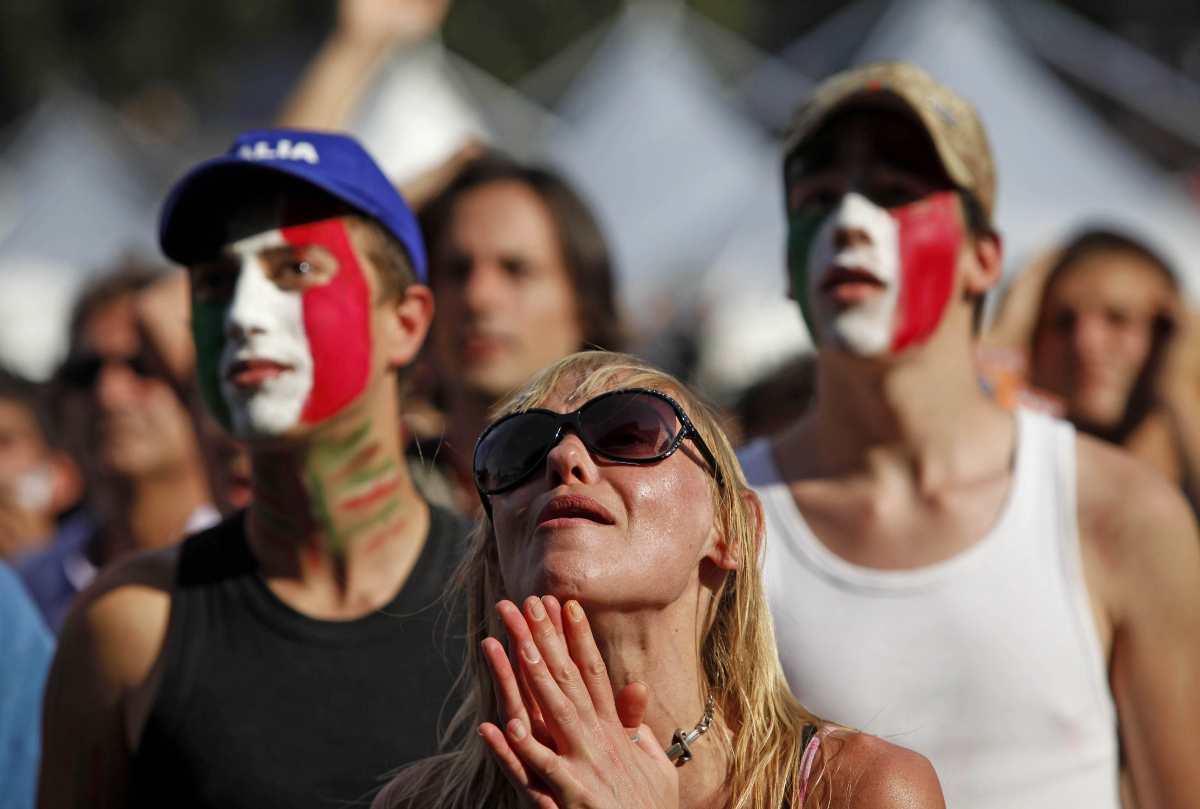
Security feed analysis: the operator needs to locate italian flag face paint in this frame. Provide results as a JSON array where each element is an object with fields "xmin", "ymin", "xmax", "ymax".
[
  {"xmin": 285, "ymin": 219, "xmax": 372, "ymax": 424},
  {"xmin": 787, "ymin": 190, "xmax": 963, "ymax": 356},
  {"xmin": 191, "ymin": 217, "xmax": 373, "ymax": 437}
]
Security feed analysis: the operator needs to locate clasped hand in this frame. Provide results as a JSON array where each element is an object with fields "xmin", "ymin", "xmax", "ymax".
[{"xmin": 479, "ymin": 596, "xmax": 679, "ymax": 809}]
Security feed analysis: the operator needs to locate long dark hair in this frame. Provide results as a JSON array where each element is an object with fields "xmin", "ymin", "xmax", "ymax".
[{"xmin": 419, "ymin": 152, "xmax": 623, "ymax": 353}]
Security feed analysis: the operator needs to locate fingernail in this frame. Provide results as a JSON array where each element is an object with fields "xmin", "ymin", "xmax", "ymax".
[
  {"xmin": 508, "ymin": 718, "xmax": 527, "ymax": 740},
  {"xmin": 477, "ymin": 724, "xmax": 487, "ymax": 737},
  {"xmin": 566, "ymin": 600, "xmax": 583, "ymax": 622},
  {"xmin": 521, "ymin": 640, "xmax": 540, "ymax": 663},
  {"xmin": 528, "ymin": 598, "xmax": 545, "ymax": 620}
]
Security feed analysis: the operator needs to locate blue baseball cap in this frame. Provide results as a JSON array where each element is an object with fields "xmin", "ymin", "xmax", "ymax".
[{"xmin": 159, "ymin": 128, "xmax": 428, "ymax": 282}]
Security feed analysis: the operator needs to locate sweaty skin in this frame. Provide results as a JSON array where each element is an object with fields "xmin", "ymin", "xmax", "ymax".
[{"xmin": 788, "ymin": 190, "xmax": 962, "ymax": 355}]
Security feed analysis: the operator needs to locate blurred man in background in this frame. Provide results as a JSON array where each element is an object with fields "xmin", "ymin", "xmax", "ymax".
[
  {"xmin": 0, "ymin": 369, "xmax": 80, "ymax": 561},
  {"xmin": 416, "ymin": 154, "xmax": 622, "ymax": 510},
  {"xmin": 988, "ymin": 229, "xmax": 1200, "ymax": 509},
  {"xmin": 739, "ymin": 62, "xmax": 1200, "ymax": 808},
  {"xmin": 16, "ymin": 267, "xmax": 218, "ymax": 631},
  {"xmin": 39, "ymin": 129, "xmax": 469, "ymax": 809}
]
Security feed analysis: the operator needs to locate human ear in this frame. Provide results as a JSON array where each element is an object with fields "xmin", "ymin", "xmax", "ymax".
[
  {"xmin": 963, "ymin": 231, "xmax": 1004, "ymax": 297},
  {"xmin": 704, "ymin": 490, "xmax": 764, "ymax": 572},
  {"xmin": 378, "ymin": 284, "xmax": 434, "ymax": 369}
]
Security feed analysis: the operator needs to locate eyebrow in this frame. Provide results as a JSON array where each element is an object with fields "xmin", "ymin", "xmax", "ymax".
[{"xmin": 216, "ymin": 243, "xmax": 298, "ymax": 263}]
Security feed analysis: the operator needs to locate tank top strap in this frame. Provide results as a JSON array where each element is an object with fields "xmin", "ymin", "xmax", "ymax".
[{"xmin": 796, "ymin": 723, "xmax": 834, "ymax": 807}]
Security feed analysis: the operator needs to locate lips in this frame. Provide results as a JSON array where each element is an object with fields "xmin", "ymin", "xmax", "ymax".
[
  {"xmin": 535, "ymin": 494, "xmax": 617, "ymax": 528},
  {"xmin": 460, "ymin": 332, "xmax": 511, "ymax": 363},
  {"xmin": 820, "ymin": 266, "xmax": 887, "ymax": 306},
  {"xmin": 820, "ymin": 266, "xmax": 885, "ymax": 292},
  {"xmin": 226, "ymin": 358, "xmax": 293, "ymax": 388}
]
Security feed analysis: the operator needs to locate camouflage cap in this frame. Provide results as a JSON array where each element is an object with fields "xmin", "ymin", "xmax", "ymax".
[{"xmin": 784, "ymin": 61, "xmax": 996, "ymax": 222}]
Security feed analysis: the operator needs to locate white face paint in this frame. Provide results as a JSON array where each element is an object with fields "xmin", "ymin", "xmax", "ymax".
[
  {"xmin": 218, "ymin": 230, "xmax": 314, "ymax": 438},
  {"xmin": 806, "ymin": 192, "xmax": 900, "ymax": 356}
]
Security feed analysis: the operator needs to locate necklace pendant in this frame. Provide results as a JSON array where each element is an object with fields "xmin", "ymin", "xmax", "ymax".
[{"xmin": 668, "ymin": 729, "xmax": 693, "ymax": 763}]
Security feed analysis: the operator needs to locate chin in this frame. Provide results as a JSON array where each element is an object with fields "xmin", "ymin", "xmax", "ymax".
[
  {"xmin": 1070, "ymin": 391, "xmax": 1129, "ymax": 429},
  {"xmin": 462, "ymin": 365, "xmax": 526, "ymax": 402},
  {"xmin": 509, "ymin": 553, "xmax": 602, "ymax": 604},
  {"xmin": 225, "ymin": 389, "xmax": 308, "ymax": 440}
]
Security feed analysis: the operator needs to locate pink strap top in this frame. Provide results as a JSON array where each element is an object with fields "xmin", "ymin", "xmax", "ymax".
[{"xmin": 796, "ymin": 725, "xmax": 830, "ymax": 807}]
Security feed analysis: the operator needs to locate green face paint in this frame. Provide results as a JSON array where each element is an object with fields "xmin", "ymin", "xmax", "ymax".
[
  {"xmin": 786, "ymin": 209, "xmax": 829, "ymax": 337},
  {"xmin": 192, "ymin": 298, "xmax": 232, "ymax": 430}
]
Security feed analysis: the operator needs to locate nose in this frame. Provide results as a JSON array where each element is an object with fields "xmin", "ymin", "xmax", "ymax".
[
  {"xmin": 831, "ymin": 194, "xmax": 876, "ymax": 250},
  {"xmin": 225, "ymin": 259, "xmax": 278, "ymax": 343},
  {"xmin": 543, "ymin": 430, "xmax": 600, "ymax": 488},
  {"xmin": 94, "ymin": 360, "xmax": 141, "ymax": 410},
  {"xmin": 1069, "ymin": 312, "xmax": 1109, "ymax": 360},
  {"xmin": 461, "ymin": 262, "xmax": 506, "ymax": 315},
  {"xmin": 833, "ymin": 224, "xmax": 872, "ymax": 250}
]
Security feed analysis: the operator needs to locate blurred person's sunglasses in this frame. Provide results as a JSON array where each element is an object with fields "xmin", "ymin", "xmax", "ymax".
[
  {"xmin": 473, "ymin": 388, "xmax": 722, "ymax": 513},
  {"xmin": 60, "ymin": 352, "xmax": 162, "ymax": 390}
]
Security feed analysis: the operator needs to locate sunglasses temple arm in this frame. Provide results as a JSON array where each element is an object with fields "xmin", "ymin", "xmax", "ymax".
[{"xmin": 686, "ymin": 427, "xmax": 723, "ymax": 486}]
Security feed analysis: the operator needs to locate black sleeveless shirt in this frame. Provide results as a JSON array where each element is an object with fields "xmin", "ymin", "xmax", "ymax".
[{"xmin": 129, "ymin": 505, "xmax": 470, "ymax": 809}]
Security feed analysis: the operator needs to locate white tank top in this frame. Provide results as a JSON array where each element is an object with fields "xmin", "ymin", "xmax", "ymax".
[{"xmin": 738, "ymin": 409, "xmax": 1118, "ymax": 809}]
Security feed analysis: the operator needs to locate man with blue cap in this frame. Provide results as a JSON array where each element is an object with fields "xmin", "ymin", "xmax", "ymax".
[{"xmin": 39, "ymin": 129, "xmax": 471, "ymax": 808}]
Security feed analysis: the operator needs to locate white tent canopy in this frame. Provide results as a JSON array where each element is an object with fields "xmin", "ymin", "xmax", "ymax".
[
  {"xmin": 351, "ymin": 41, "xmax": 493, "ymax": 183},
  {"xmin": 352, "ymin": 39, "xmax": 563, "ymax": 182},
  {"xmin": 0, "ymin": 89, "xmax": 161, "ymax": 378},
  {"xmin": 0, "ymin": 89, "xmax": 158, "ymax": 271},
  {"xmin": 853, "ymin": 0, "xmax": 1200, "ymax": 288},
  {"xmin": 542, "ymin": 1, "xmax": 782, "ymax": 322}
]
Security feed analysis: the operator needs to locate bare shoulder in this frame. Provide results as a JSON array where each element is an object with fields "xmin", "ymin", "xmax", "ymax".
[
  {"xmin": 40, "ymin": 548, "xmax": 180, "ymax": 808},
  {"xmin": 57, "ymin": 545, "xmax": 179, "ymax": 688},
  {"xmin": 1076, "ymin": 433, "xmax": 1196, "ymax": 537},
  {"xmin": 820, "ymin": 731, "xmax": 945, "ymax": 809},
  {"xmin": 1075, "ymin": 435, "xmax": 1199, "ymax": 574},
  {"xmin": 1074, "ymin": 432, "xmax": 1200, "ymax": 640}
]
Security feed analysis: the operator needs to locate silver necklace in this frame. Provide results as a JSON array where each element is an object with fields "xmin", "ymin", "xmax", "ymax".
[{"xmin": 665, "ymin": 695, "xmax": 716, "ymax": 764}]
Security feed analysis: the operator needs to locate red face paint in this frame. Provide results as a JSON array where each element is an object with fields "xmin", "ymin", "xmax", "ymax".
[
  {"xmin": 280, "ymin": 219, "xmax": 373, "ymax": 424},
  {"xmin": 889, "ymin": 191, "xmax": 963, "ymax": 353}
]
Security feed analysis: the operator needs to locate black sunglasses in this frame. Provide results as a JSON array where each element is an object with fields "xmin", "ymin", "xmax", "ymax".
[
  {"xmin": 60, "ymin": 352, "xmax": 161, "ymax": 390},
  {"xmin": 473, "ymin": 388, "xmax": 722, "ymax": 509}
]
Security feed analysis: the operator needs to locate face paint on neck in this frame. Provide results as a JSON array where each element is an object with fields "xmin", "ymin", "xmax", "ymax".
[{"xmin": 786, "ymin": 190, "xmax": 963, "ymax": 356}]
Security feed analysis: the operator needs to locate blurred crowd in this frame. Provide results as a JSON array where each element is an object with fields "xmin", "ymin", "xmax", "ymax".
[{"xmin": 2, "ymin": 3, "xmax": 1200, "ymax": 809}]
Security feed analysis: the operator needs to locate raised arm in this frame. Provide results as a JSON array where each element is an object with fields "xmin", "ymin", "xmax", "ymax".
[
  {"xmin": 1081, "ymin": 438, "xmax": 1200, "ymax": 808},
  {"xmin": 37, "ymin": 553, "xmax": 173, "ymax": 809},
  {"xmin": 276, "ymin": 0, "xmax": 450, "ymax": 129}
]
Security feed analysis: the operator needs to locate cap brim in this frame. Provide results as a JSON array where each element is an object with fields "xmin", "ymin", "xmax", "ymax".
[
  {"xmin": 784, "ymin": 88, "xmax": 972, "ymax": 199},
  {"xmin": 159, "ymin": 158, "xmax": 348, "ymax": 265}
]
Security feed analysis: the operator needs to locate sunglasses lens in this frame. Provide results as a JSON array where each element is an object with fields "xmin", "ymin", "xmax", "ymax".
[
  {"xmin": 60, "ymin": 356, "xmax": 103, "ymax": 389},
  {"xmin": 582, "ymin": 392, "xmax": 679, "ymax": 460},
  {"xmin": 475, "ymin": 412, "xmax": 561, "ymax": 494},
  {"xmin": 127, "ymin": 353, "xmax": 160, "ymax": 379}
]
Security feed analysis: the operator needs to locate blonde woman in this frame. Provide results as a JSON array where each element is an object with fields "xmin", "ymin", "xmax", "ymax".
[{"xmin": 377, "ymin": 352, "xmax": 944, "ymax": 808}]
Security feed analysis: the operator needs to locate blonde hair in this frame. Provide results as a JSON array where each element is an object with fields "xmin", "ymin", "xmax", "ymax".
[{"xmin": 385, "ymin": 351, "xmax": 826, "ymax": 808}]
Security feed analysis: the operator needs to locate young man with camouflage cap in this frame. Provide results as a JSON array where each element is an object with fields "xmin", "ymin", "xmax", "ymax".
[
  {"xmin": 739, "ymin": 62, "xmax": 1200, "ymax": 808},
  {"xmin": 39, "ymin": 129, "xmax": 470, "ymax": 808}
]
